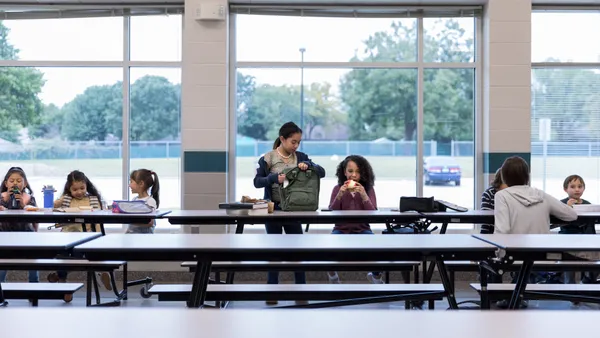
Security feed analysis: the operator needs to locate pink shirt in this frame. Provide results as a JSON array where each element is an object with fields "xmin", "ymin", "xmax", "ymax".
[{"xmin": 328, "ymin": 185, "xmax": 377, "ymax": 233}]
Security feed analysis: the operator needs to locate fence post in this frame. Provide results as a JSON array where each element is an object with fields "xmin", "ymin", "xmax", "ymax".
[
  {"xmin": 451, "ymin": 140, "xmax": 455, "ymax": 157},
  {"xmin": 166, "ymin": 141, "xmax": 170, "ymax": 158}
]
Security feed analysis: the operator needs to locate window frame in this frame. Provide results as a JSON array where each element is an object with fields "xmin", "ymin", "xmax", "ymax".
[
  {"xmin": 0, "ymin": 14, "xmax": 183, "ymax": 232},
  {"xmin": 228, "ymin": 9, "xmax": 483, "ymax": 233}
]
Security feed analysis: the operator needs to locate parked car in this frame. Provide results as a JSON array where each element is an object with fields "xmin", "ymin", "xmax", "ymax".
[{"xmin": 424, "ymin": 156, "xmax": 461, "ymax": 186}]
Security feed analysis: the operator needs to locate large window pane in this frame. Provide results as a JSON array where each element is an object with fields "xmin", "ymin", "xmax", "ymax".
[
  {"xmin": 423, "ymin": 18, "xmax": 475, "ymax": 63},
  {"xmin": 236, "ymin": 15, "xmax": 417, "ymax": 62},
  {"xmin": 0, "ymin": 67, "xmax": 123, "ymax": 205},
  {"xmin": 130, "ymin": 15, "xmax": 182, "ymax": 61},
  {"xmin": 129, "ymin": 68, "xmax": 181, "ymax": 210},
  {"xmin": 532, "ymin": 12, "xmax": 600, "ymax": 63},
  {"xmin": 235, "ymin": 68, "xmax": 417, "ymax": 209},
  {"xmin": 2, "ymin": 18, "xmax": 123, "ymax": 61},
  {"xmin": 531, "ymin": 68, "xmax": 600, "ymax": 201},
  {"xmin": 423, "ymin": 68, "xmax": 475, "ymax": 208}
]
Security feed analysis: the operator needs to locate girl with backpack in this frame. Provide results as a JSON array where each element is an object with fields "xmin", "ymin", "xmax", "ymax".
[{"xmin": 253, "ymin": 122, "xmax": 325, "ymax": 302}]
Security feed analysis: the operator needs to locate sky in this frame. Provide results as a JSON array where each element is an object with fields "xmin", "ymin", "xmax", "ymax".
[
  {"xmin": 3, "ymin": 15, "xmax": 182, "ymax": 107},
  {"xmin": 0, "ymin": 11, "xmax": 597, "ymax": 107}
]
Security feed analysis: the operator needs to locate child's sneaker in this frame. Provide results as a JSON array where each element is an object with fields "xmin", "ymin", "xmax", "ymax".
[
  {"xmin": 367, "ymin": 272, "xmax": 383, "ymax": 284},
  {"xmin": 328, "ymin": 273, "xmax": 341, "ymax": 284},
  {"xmin": 98, "ymin": 272, "xmax": 112, "ymax": 291}
]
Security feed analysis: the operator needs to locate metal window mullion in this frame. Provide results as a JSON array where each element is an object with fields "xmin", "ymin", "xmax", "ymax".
[
  {"xmin": 235, "ymin": 61, "xmax": 475, "ymax": 69},
  {"xmin": 474, "ymin": 16, "xmax": 484, "ymax": 210},
  {"xmin": 227, "ymin": 14, "xmax": 238, "ymax": 234},
  {"xmin": 532, "ymin": 62, "xmax": 600, "ymax": 68},
  {"xmin": 122, "ymin": 15, "xmax": 131, "ymax": 234},
  {"xmin": 416, "ymin": 17, "xmax": 424, "ymax": 197}
]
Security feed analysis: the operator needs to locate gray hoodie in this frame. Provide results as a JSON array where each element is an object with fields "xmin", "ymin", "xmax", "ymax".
[{"xmin": 494, "ymin": 186, "xmax": 578, "ymax": 234}]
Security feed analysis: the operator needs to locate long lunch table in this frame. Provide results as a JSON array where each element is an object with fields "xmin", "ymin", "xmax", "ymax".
[
  {"xmin": 74, "ymin": 233, "xmax": 498, "ymax": 309},
  {"xmin": 0, "ymin": 209, "xmax": 172, "ymax": 235},
  {"xmin": 167, "ymin": 209, "xmax": 425, "ymax": 234},
  {"xmin": 2, "ymin": 309, "xmax": 599, "ymax": 338},
  {"xmin": 0, "ymin": 232, "xmax": 102, "ymax": 306},
  {"xmin": 473, "ymin": 234, "xmax": 600, "ymax": 309}
]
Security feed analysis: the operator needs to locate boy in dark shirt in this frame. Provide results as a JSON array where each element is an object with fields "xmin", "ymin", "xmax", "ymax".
[{"xmin": 560, "ymin": 175, "xmax": 597, "ymax": 285}]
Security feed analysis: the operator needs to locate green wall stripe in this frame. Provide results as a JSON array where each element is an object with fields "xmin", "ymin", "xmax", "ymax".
[
  {"xmin": 484, "ymin": 152, "xmax": 531, "ymax": 174},
  {"xmin": 183, "ymin": 151, "xmax": 227, "ymax": 173}
]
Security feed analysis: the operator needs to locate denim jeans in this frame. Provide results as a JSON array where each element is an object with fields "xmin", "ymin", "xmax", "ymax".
[
  {"xmin": 265, "ymin": 222, "xmax": 306, "ymax": 284},
  {"xmin": 331, "ymin": 229, "xmax": 380, "ymax": 277}
]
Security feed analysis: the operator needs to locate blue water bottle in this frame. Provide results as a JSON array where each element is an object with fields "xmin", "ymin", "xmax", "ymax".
[{"xmin": 43, "ymin": 185, "xmax": 55, "ymax": 208}]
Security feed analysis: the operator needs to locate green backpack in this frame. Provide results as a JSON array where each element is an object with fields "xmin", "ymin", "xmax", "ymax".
[{"xmin": 278, "ymin": 167, "xmax": 321, "ymax": 211}]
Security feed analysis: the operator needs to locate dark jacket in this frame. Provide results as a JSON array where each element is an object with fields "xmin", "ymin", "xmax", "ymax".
[
  {"xmin": 253, "ymin": 151, "xmax": 326, "ymax": 202},
  {"xmin": 559, "ymin": 198, "xmax": 595, "ymax": 234}
]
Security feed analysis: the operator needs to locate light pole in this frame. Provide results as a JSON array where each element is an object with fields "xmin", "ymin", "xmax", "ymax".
[{"xmin": 299, "ymin": 48, "xmax": 305, "ymax": 135}]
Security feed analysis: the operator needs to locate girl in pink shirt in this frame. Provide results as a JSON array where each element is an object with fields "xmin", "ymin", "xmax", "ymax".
[{"xmin": 328, "ymin": 155, "xmax": 381, "ymax": 284}]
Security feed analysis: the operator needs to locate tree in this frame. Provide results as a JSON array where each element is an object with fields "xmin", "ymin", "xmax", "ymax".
[
  {"xmin": 0, "ymin": 22, "xmax": 45, "ymax": 143},
  {"xmin": 61, "ymin": 83, "xmax": 121, "ymax": 141},
  {"xmin": 28, "ymin": 103, "xmax": 64, "ymax": 139},
  {"xmin": 339, "ymin": 19, "xmax": 474, "ymax": 142},
  {"xmin": 236, "ymin": 72, "xmax": 345, "ymax": 140},
  {"xmin": 123, "ymin": 76, "xmax": 180, "ymax": 141}
]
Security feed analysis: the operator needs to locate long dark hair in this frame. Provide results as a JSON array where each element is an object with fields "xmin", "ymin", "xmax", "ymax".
[
  {"xmin": 131, "ymin": 169, "xmax": 160, "ymax": 208},
  {"xmin": 335, "ymin": 155, "xmax": 376, "ymax": 191},
  {"xmin": 62, "ymin": 170, "xmax": 103, "ymax": 207},
  {"xmin": 273, "ymin": 121, "xmax": 302, "ymax": 149},
  {"xmin": 491, "ymin": 168, "xmax": 503, "ymax": 190},
  {"xmin": 1, "ymin": 167, "xmax": 33, "ymax": 195}
]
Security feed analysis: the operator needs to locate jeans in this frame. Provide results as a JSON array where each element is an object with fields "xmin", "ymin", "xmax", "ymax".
[
  {"xmin": 0, "ymin": 270, "xmax": 39, "ymax": 283},
  {"xmin": 265, "ymin": 222, "xmax": 306, "ymax": 284},
  {"xmin": 331, "ymin": 229, "xmax": 380, "ymax": 277}
]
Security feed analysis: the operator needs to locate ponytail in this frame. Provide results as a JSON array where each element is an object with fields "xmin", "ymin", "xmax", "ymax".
[
  {"xmin": 151, "ymin": 172, "xmax": 160, "ymax": 208},
  {"xmin": 273, "ymin": 138, "xmax": 281, "ymax": 150}
]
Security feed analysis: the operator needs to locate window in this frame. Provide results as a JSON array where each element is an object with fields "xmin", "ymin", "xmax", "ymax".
[
  {"xmin": 129, "ymin": 67, "xmax": 182, "ymax": 210},
  {"xmin": 532, "ymin": 12, "xmax": 600, "ymax": 63},
  {"xmin": 233, "ymin": 9, "xmax": 479, "ymax": 228},
  {"xmin": 4, "ymin": 18, "xmax": 123, "ymax": 61},
  {"xmin": 130, "ymin": 15, "xmax": 182, "ymax": 61},
  {"xmin": 236, "ymin": 16, "xmax": 417, "ymax": 62},
  {"xmin": 532, "ymin": 10, "xmax": 600, "ymax": 202},
  {"xmin": 0, "ymin": 14, "xmax": 182, "ymax": 231}
]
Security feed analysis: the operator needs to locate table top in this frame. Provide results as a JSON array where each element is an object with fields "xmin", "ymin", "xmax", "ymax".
[
  {"xmin": 166, "ymin": 209, "xmax": 424, "ymax": 225},
  {"xmin": 74, "ymin": 233, "xmax": 496, "ymax": 262},
  {"xmin": 0, "ymin": 209, "xmax": 171, "ymax": 224},
  {"xmin": 473, "ymin": 234, "xmax": 600, "ymax": 252},
  {"xmin": 0, "ymin": 232, "xmax": 101, "ymax": 258},
  {"xmin": 1, "ymin": 309, "xmax": 597, "ymax": 338}
]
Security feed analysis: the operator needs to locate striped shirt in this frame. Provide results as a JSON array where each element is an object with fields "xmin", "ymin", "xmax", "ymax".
[{"xmin": 480, "ymin": 186, "xmax": 497, "ymax": 234}]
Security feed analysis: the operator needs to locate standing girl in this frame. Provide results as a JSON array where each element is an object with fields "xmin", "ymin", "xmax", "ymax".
[
  {"xmin": 328, "ymin": 155, "xmax": 381, "ymax": 284},
  {"xmin": 0, "ymin": 167, "xmax": 39, "ymax": 283},
  {"xmin": 254, "ymin": 122, "xmax": 325, "ymax": 300},
  {"xmin": 127, "ymin": 169, "xmax": 160, "ymax": 233}
]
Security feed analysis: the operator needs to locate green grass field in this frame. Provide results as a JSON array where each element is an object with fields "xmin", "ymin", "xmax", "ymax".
[{"xmin": 0, "ymin": 156, "xmax": 598, "ymax": 180}]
